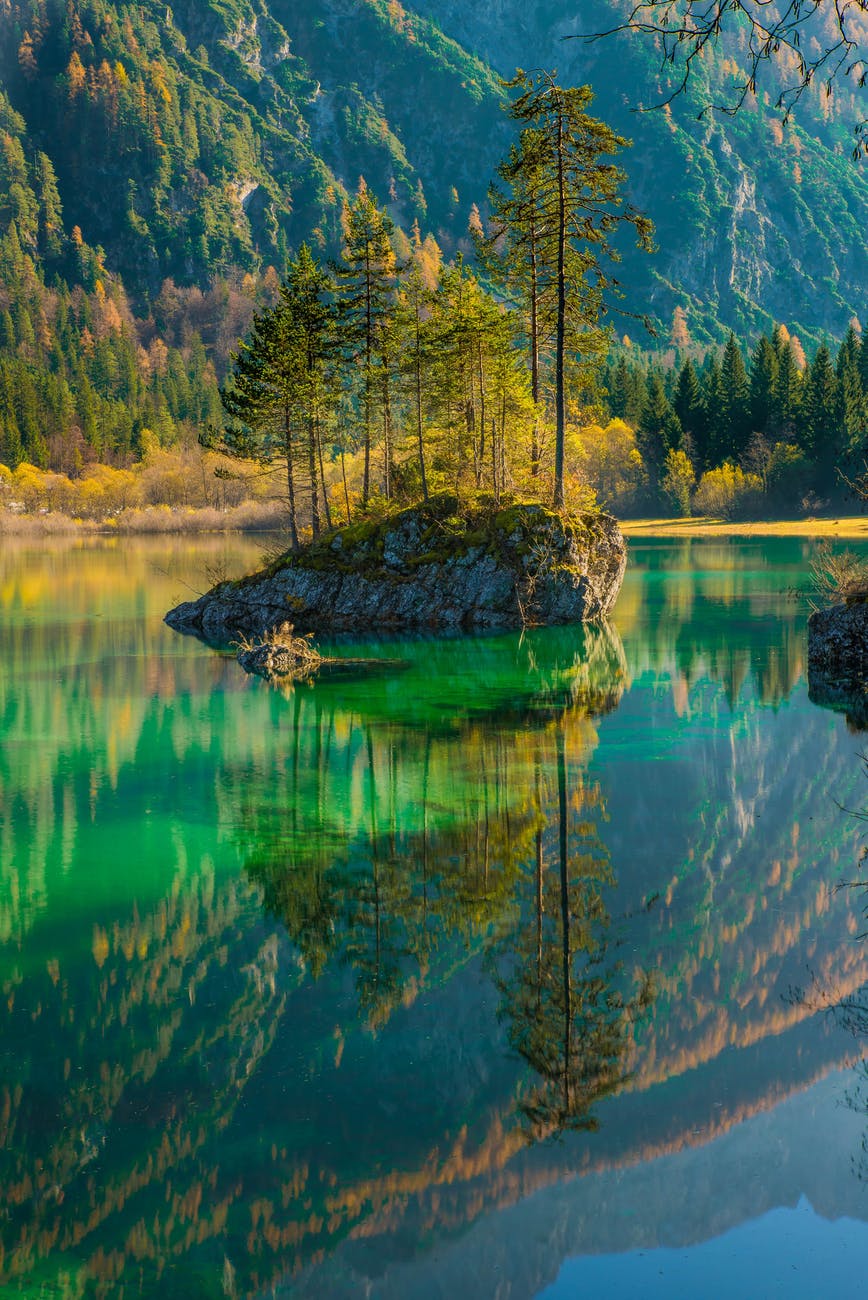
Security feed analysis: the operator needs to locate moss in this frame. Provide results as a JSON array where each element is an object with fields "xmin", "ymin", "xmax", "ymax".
[{"xmin": 225, "ymin": 492, "xmax": 610, "ymax": 590}]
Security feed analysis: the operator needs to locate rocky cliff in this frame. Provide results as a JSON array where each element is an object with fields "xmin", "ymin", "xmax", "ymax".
[{"xmin": 164, "ymin": 495, "xmax": 627, "ymax": 643}]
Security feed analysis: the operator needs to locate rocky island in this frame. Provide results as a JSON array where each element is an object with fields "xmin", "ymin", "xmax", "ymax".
[{"xmin": 165, "ymin": 495, "xmax": 627, "ymax": 646}]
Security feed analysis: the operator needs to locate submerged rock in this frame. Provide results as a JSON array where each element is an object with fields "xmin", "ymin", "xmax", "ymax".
[{"xmin": 165, "ymin": 494, "xmax": 627, "ymax": 644}]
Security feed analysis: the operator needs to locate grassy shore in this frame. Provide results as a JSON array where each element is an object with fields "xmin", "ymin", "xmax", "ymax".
[{"xmin": 621, "ymin": 515, "xmax": 868, "ymax": 539}]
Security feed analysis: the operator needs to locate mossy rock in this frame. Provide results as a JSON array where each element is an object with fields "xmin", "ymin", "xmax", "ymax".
[{"xmin": 165, "ymin": 493, "xmax": 627, "ymax": 642}]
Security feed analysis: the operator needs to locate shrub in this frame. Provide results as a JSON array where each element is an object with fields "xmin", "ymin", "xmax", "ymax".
[
  {"xmin": 693, "ymin": 462, "xmax": 763, "ymax": 520},
  {"xmin": 661, "ymin": 448, "xmax": 696, "ymax": 517}
]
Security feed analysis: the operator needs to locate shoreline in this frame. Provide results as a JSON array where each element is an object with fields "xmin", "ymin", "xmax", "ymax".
[
  {"xmin": 621, "ymin": 516, "xmax": 868, "ymax": 539},
  {"xmin": 6, "ymin": 508, "xmax": 868, "ymax": 543}
]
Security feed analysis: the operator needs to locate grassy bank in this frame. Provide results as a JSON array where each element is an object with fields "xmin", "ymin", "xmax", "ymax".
[{"xmin": 621, "ymin": 516, "xmax": 868, "ymax": 539}]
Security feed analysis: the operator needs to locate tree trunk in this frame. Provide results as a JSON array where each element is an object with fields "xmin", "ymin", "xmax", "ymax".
[
  {"xmin": 530, "ymin": 216, "xmax": 542, "ymax": 478},
  {"xmin": 554, "ymin": 103, "xmax": 567, "ymax": 509},
  {"xmin": 308, "ymin": 412, "xmax": 320, "ymax": 537},
  {"xmin": 415, "ymin": 300, "xmax": 429, "ymax": 499},
  {"xmin": 315, "ymin": 412, "xmax": 332, "ymax": 529},
  {"xmin": 284, "ymin": 405, "xmax": 299, "ymax": 551}
]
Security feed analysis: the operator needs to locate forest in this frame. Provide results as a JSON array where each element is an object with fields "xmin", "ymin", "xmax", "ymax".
[
  {"xmin": 2, "ymin": 162, "xmax": 866, "ymax": 529},
  {"xmin": 1, "ymin": 3, "xmax": 867, "ymax": 529}
]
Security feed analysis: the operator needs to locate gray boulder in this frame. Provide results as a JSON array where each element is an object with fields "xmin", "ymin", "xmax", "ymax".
[{"xmin": 165, "ymin": 494, "xmax": 627, "ymax": 645}]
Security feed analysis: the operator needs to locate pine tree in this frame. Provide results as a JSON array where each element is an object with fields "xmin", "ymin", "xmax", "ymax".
[
  {"xmin": 672, "ymin": 359, "xmax": 703, "ymax": 450},
  {"xmin": 279, "ymin": 244, "xmax": 337, "ymax": 536},
  {"xmin": 498, "ymin": 71, "xmax": 653, "ymax": 507},
  {"xmin": 803, "ymin": 344, "xmax": 839, "ymax": 485},
  {"xmin": 719, "ymin": 332, "xmax": 750, "ymax": 460},
  {"xmin": 335, "ymin": 181, "xmax": 398, "ymax": 506},
  {"xmin": 637, "ymin": 372, "xmax": 682, "ymax": 483},
  {"xmin": 701, "ymin": 354, "xmax": 725, "ymax": 467},
  {"xmin": 772, "ymin": 327, "xmax": 802, "ymax": 442},
  {"xmin": 836, "ymin": 325, "xmax": 865, "ymax": 460},
  {"xmin": 748, "ymin": 334, "xmax": 778, "ymax": 438}
]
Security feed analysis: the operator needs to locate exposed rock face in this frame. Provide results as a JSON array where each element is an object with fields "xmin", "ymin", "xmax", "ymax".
[
  {"xmin": 165, "ymin": 496, "xmax": 627, "ymax": 644},
  {"xmin": 808, "ymin": 601, "xmax": 868, "ymax": 729},
  {"xmin": 808, "ymin": 601, "xmax": 868, "ymax": 679}
]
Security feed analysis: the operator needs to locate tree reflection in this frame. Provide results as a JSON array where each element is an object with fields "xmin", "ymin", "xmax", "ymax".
[
  {"xmin": 492, "ymin": 728, "xmax": 653, "ymax": 1140},
  {"xmin": 241, "ymin": 620, "xmax": 653, "ymax": 1132}
]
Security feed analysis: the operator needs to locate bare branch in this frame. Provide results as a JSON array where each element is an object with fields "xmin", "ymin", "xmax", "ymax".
[{"xmin": 576, "ymin": 1, "xmax": 868, "ymax": 153}]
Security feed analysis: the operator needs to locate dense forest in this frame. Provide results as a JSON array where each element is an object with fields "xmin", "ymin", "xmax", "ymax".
[{"xmin": 1, "ymin": 0, "xmax": 867, "ymax": 525}]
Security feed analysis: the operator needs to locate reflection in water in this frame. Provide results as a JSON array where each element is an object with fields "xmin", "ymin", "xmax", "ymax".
[
  {"xmin": 245, "ymin": 640, "xmax": 651, "ymax": 1140},
  {"xmin": 492, "ymin": 729, "xmax": 652, "ymax": 1142},
  {"xmin": 2, "ymin": 538, "xmax": 868, "ymax": 1296}
]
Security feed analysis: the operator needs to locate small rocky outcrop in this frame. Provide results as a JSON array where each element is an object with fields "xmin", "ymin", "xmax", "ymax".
[
  {"xmin": 808, "ymin": 600, "xmax": 868, "ymax": 728},
  {"xmin": 235, "ymin": 624, "xmax": 322, "ymax": 682},
  {"xmin": 165, "ymin": 494, "xmax": 627, "ymax": 644}
]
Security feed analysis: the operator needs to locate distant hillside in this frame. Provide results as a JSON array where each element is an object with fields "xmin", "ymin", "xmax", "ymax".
[{"xmin": 2, "ymin": 0, "xmax": 866, "ymax": 345}]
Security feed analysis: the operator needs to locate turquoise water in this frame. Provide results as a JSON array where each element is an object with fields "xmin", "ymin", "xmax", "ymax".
[{"xmin": 1, "ymin": 535, "xmax": 867, "ymax": 1298}]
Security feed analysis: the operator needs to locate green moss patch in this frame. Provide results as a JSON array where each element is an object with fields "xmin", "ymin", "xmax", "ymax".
[{"xmin": 237, "ymin": 492, "xmax": 609, "ymax": 584}]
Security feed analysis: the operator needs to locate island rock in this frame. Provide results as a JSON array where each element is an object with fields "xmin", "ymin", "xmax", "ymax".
[{"xmin": 165, "ymin": 495, "xmax": 627, "ymax": 644}]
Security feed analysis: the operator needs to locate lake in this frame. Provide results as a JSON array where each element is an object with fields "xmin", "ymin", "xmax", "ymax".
[{"xmin": 1, "ymin": 534, "xmax": 868, "ymax": 1298}]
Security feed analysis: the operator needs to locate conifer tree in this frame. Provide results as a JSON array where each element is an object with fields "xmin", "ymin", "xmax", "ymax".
[
  {"xmin": 720, "ymin": 332, "xmax": 750, "ymax": 459},
  {"xmin": 804, "ymin": 344, "xmax": 839, "ymax": 483},
  {"xmin": 836, "ymin": 325, "xmax": 865, "ymax": 458},
  {"xmin": 637, "ymin": 372, "xmax": 682, "ymax": 483},
  {"xmin": 498, "ymin": 71, "xmax": 653, "ymax": 507},
  {"xmin": 672, "ymin": 359, "xmax": 703, "ymax": 452},
  {"xmin": 279, "ymin": 244, "xmax": 336, "ymax": 536},
  {"xmin": 700, "ymin": 353, "xmax": 725, "ymax": 467},
  {"xmin": 749, "ymin": 334, "xmax": 778, "ymax": 438},
  {"xmin": 335, "ymin": 181, "xmax": 398, "ymax": 505},
  {"xmin": 772, "ymin": 330, "xmax": 802, "ymax": 442}
]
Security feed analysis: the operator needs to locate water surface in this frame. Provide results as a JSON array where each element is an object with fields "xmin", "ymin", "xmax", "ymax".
[{"xmin": 1, "ymin": 535, "xmax": 867, "ymax": 1298}]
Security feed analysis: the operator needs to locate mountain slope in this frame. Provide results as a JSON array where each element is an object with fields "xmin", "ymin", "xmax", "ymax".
[{"xmin": 0, "ymin": 0, "xmax": 865, "ymax": 345}]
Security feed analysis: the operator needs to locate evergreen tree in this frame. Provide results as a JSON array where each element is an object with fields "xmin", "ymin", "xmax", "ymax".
[
  {"xmin": 748, "ymin": 334, "xmax": 778, "ymax": 438},
  {"xmin": 498, "ymin": 71, "xmax": 652, "ymax": 507},
  {"xmin": 335, "ymin": 182, "xmax": 398, "ymax": 505},
  {"xmin": 636, "ymin": 372, "xmax": 682, "ymax": 483},
  {"xmin": 719, "ymin": 332, "xmax": 750, "ymax": 460},
  {"xmin": 701, "ymin": 353, "xmax": 725, "ymax": 467},
  {"xmin": 836, "ymin": 325, "xmax": 865, "ymax": 460},
  {"xmin": 803, "ymin": 344, "xmax": 839, "ymax": 487},
  {"xmin": 772, "ymin": 328, "xmax": 802, "ymax": 442},
  {"xmin": 279, "ymin": 244, "xmax": 337, "ymax": 536},
  {"xmin": 672, "ymin": 359, "xmax": 703, "ymax": 452}
]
